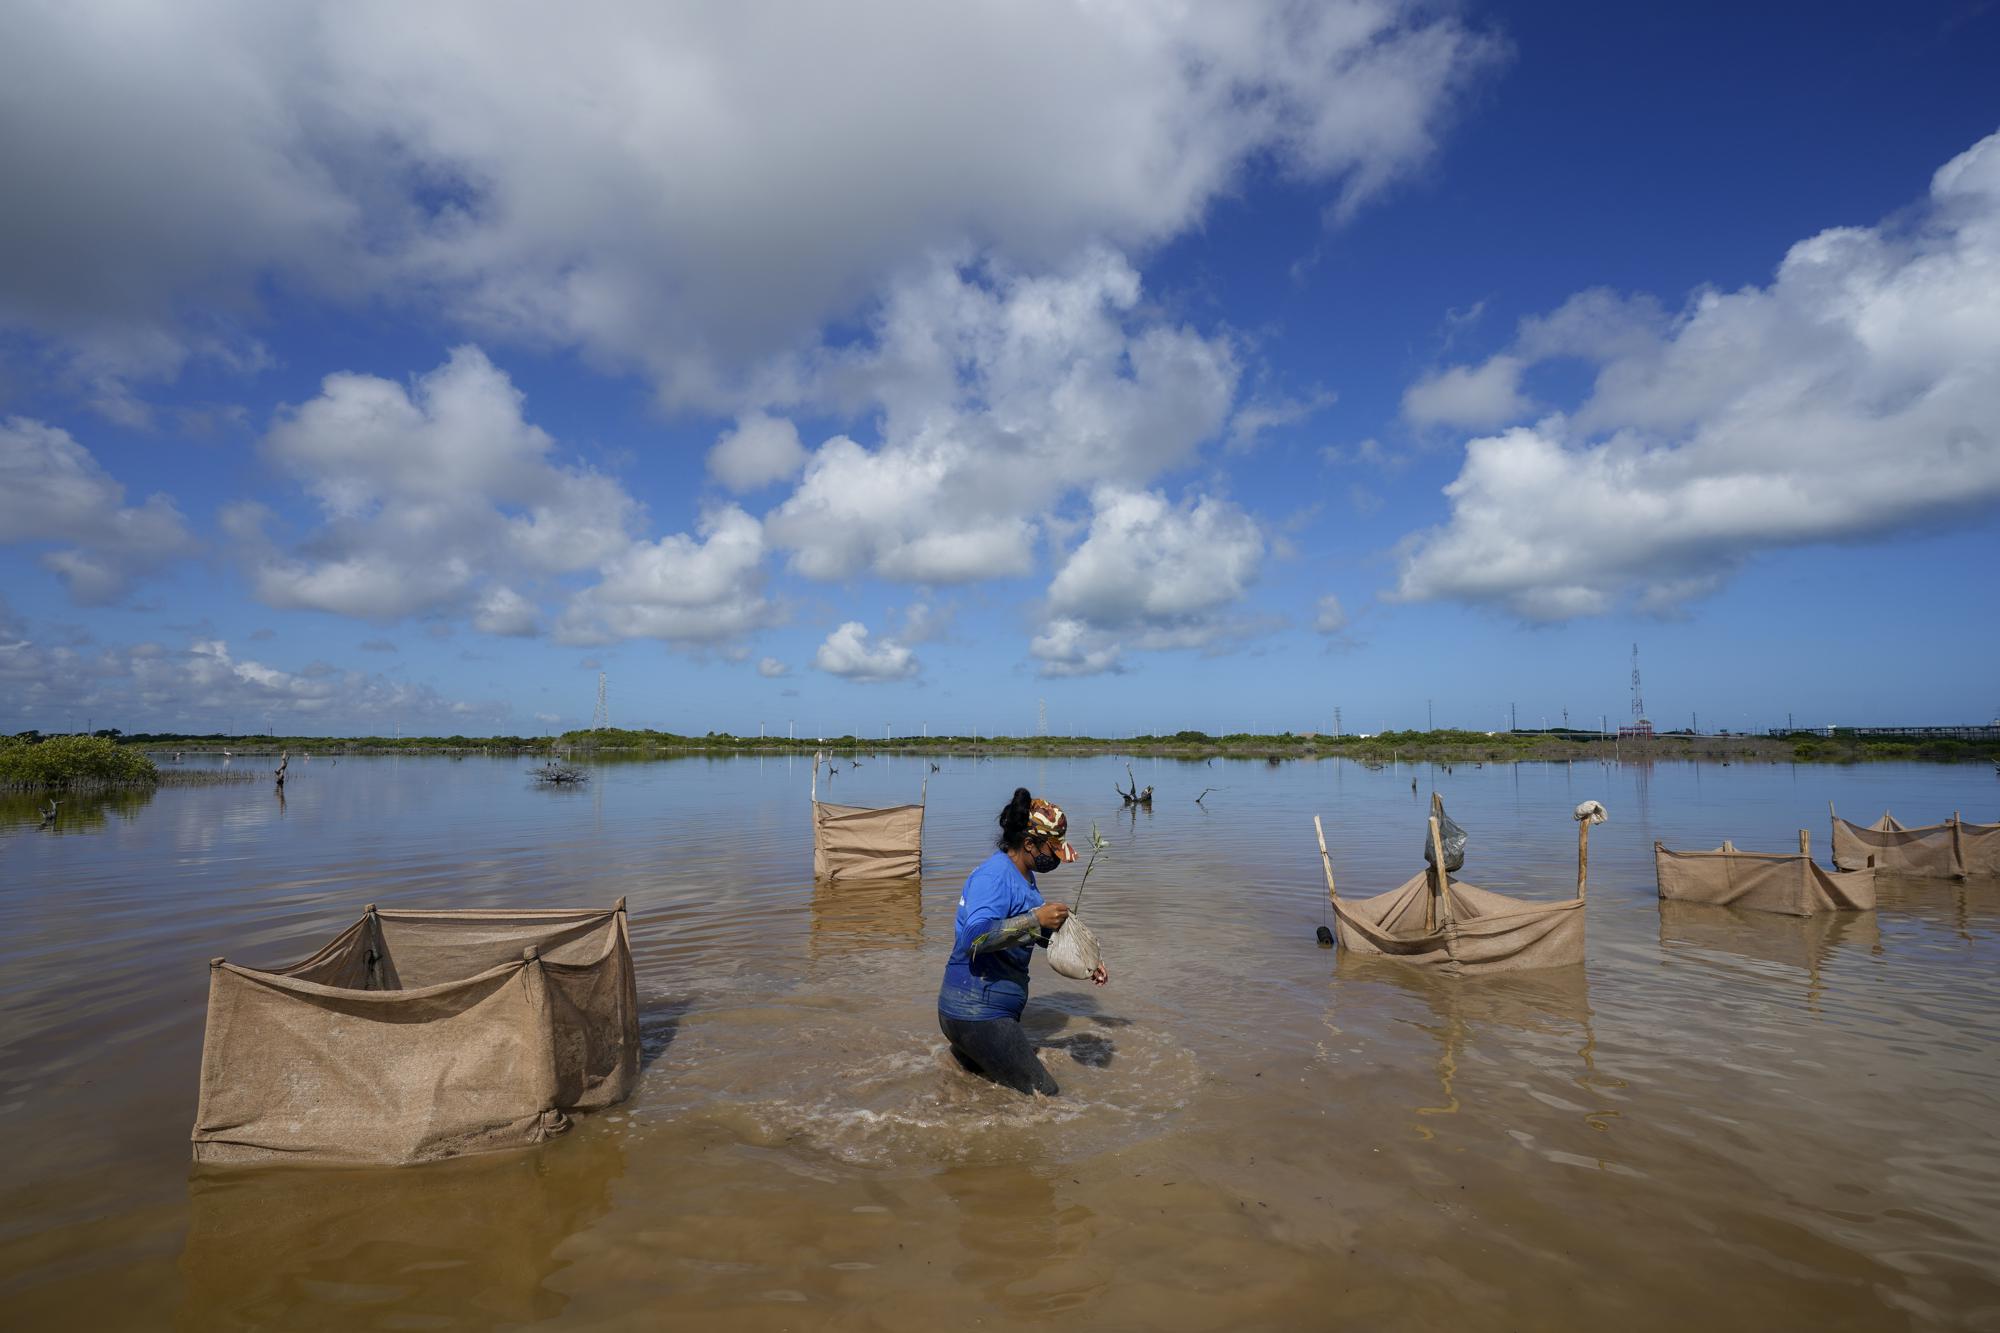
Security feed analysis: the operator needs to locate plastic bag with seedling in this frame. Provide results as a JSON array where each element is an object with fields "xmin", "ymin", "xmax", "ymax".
[{"xmin": 1048, "ymin": 822, "xmax": 1108, "ymax": 980}]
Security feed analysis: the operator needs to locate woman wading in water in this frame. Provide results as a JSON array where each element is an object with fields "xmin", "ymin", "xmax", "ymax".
[{"xmin": 937, "ymin": 789, "xmax": 1108, "ymax": 1095}]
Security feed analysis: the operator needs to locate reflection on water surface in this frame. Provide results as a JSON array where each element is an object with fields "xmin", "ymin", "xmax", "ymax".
[{"xmin": 1, "ymin": 754, "xmax": 1997, "ymax": 1330}]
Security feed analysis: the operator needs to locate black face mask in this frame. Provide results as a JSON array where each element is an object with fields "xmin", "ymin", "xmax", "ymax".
[{"xmin": 1030, "ymin": 851, "xmax": 1062, "ymax": 874}]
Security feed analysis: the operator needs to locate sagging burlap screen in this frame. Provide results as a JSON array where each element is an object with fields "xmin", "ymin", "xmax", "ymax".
[
  {"xmin": 1655, "ymin": 843, "xmax": 1876, "ymax": 915},
  {"xmin": 192, "ymin": 903, "xmax": 639, "ymax": 1166},
  {"xmin": 810, "ymin": 755, "xmax": 924, "ymax": 881},
  {"xmin": 1329, "ymin": 872, "xmax": 1586, "ymax": 974},
  {"xmin": 1312, "ymin": 798, "xmax": 1588, "ymax": 976},
  {"xmin": 1831, "ymin": 812, "xmax": 1999, "ymax": 878}
]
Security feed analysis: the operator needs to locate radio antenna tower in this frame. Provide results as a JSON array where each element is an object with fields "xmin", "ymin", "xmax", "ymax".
[
  {"xmin": 1630, "ymin": 643, "xmax": 1645, "ymax": 721},
  {"xmin": 592, "ymin": 672, "xmax": 609, "ymax": 730},
  {"xmin": 1036, "ymin": 697, "xmax": 1048, "ymax": 737}
]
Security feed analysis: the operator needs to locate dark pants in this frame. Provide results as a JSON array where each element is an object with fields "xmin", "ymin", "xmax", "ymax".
[{"xmin": 938, "ymin": 1011, "xmax": 1059, "ymax": 1096}]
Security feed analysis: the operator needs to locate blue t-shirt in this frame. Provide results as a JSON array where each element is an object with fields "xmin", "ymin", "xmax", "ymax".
[{"xmin": 937, "ymin": 850, "xmax": 1045, "ymax": 1021}]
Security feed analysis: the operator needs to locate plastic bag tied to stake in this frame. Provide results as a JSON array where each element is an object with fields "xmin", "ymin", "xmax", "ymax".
[{"xmin": 1422, "ymin": 805, "xmax": 1468, "ymax": 872}]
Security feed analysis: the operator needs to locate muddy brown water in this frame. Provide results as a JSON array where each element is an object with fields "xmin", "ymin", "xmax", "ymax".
[{"xmin": 2, "ymin": 754, "xmax": 1997, "ymax": 1331}]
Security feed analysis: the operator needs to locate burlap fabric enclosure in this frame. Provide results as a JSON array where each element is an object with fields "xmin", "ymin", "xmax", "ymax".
[
  {"xmin": 1655, "ymin": 844, "xmax": 1876, "ymax": 914},
  {"xmin": 192, "ymin": 904, "xmax": 639, "ymax": 1166},
  {"xmin": 811, "ymin": 800, "xmax": 925, "ymax": 880},
  {"xmin": 1332, "ymin": 872, "xmax": 1585, "ymax": 974},
  {"xmin": 809, "ymin": 754, "xmax": 924, "ymax": 880},
  {"xmin": 1831, "ymin": 813, "xmax": 1999, "ymax": 878},
  {"xmin": 1315, "ymin": 799, "xmax": 1588, "ymax": 976}
]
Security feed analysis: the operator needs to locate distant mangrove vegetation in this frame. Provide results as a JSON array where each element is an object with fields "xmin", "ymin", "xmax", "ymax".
[
  {"xmin": 2, "ymin": 733, "xmax": 158, "ymax": 789},
  {"xmin": 2, "ymin": 733, "xmax": 252, "ymax": 792},
  {"xmin": 7, "ymin": 723, "xmax": 1992, "ymax": 788}
]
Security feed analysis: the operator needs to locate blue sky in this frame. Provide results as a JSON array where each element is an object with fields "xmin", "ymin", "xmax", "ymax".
[{"xmin": 3, "ymin": 1, "xmax": 1997, "ymax": 738}]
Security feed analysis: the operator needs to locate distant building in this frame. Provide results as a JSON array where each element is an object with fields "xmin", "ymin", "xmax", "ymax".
[
  {"xmin": 1769, "ymin": 724, "xmax": 2000, "ymax": 741},
  {"xmin": 1618, "ymin": 719, "xmax": 1654, "ymax": 739}
]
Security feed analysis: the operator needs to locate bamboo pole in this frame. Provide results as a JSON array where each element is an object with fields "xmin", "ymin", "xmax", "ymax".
[
  {"xmin": 1427, "ymin": 813, "xmax": 1448, "ymax": 932},
  {"xmin": 1313, "ymin": 815, "xmax": 1339, "ymax": 905},
  {"xmin": 1799, "ymin": 829, "xmax": 1810, "ymax": 856}
]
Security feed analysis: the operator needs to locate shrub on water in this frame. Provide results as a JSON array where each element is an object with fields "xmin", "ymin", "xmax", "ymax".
[{"xmin": 0, "ymin": 734, "xmax": 158, "ymax": 788}]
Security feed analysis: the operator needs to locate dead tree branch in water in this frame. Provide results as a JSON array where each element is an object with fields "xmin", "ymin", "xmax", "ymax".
[{"xmin": 1116, "ymin": 763, "xmax": 1153, "ymax": 807}]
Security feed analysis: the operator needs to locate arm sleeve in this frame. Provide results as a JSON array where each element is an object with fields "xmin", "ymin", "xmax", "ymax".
[{"xmin": 966, "ymin": 912, "xmax": 1045, "ymax": 955}]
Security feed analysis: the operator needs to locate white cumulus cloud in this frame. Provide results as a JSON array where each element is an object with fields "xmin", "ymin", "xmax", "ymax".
[
  {"xmin": 472, "ymin": 585, "xmax": 539, "ymax": 637},
  {"xmin": 813, "ymin": 621, "xmax": 918, "ymax": 683},
  {"xmin": 708, "ymin": 412, "xmax": 807, "ymax": 493},
  {"xmin": 1401, "ymin": 354, "xmax": 1529, "ymax": 429},
  {"xmin": 766, "ymin": 249, "xmax": 1238, "ymax": 586},
  {"xmin": 1394, "ymin": 129, "xmax": 2000, "ymax": 621},
  {"xmin": 0, "ymin": 2, "xmax": 1500, "ymax": 413},
  {"xmin": 557, "ymin": 504, "xmax": 776, "ymax": 647},
  {"xmin": 240, "ymin": 346, "xmax": 784, "ymax": 651},
  {"xmin": 246, "ymin": 345, "xmax": 635, "ymax": 621},
  {"xmin": 0, "ymin": 628, "xmax": 504, "ymax": 734},
  {"xmin": 1032, "ymin": 486, "xmax": 1265, "ymax": 676},
  {"xmin": 0, "ymin": 416, "xmax": 194, "ymax": 602}
]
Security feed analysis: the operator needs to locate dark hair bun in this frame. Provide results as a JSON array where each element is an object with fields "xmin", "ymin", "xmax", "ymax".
[{"xmin": 996, "ymin": 787, "xmax": 1034, "ymax": 850}]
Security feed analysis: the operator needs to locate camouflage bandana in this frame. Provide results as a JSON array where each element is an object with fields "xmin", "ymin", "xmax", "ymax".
[{"xmin": 1028, "ymin": 798, "xmax": 1078, "ymax": 862}]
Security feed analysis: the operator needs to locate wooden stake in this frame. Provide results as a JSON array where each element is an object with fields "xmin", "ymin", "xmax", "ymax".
[
  {"xmin": 1576, "ymin": 817, "xmax": 1590, "ymax": 901},
  {"xmin": 1427, "ymin": 813, "xmax": 1449, "ymax": 932},
  {"xmin": 1799, "ymin": 829, "xmax": 1810, "ymax": 856},
  {"xmin": 1313, "ymin": 815, "xmax": 1339, "ymax": 904}
]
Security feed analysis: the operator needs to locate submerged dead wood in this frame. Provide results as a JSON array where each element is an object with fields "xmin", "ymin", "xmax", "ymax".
[
  {"xmin": 531, "ymin": 761, "xmax": 588, "ymax": 785},
  {"xmin": 1116, "ymin": 763, "xmax": 1153, "ymax": 807}
]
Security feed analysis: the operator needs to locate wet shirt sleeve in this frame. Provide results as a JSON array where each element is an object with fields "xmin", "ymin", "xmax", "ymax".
[
  {"xmin": 952, "ymin": 861, "xmax": 1043, "ymax": 960},
  {"xmin": 954, "ymin": 873, "xmax": 1013, "ymax": 957}
]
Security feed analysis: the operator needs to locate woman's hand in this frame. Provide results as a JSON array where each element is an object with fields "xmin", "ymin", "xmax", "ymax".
[
  {"xmin": 1089, "ymin": 964, "xmax": 1108, "ymax": 986},
  {"xmin": 1034, "ymin": 902, "xmax": 1070, "ymax": 930}
]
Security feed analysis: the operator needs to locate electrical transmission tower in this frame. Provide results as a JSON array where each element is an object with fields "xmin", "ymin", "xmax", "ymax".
[
  {"xmin": 1334, "ymin": 706, "xmax": 1342, "ymax": 737},
  {"xmin": 592, "ymin": 672, "xmax": 609, "ymax": 730},
  {"xmin": 1630, "ymin": 643, "xmax": 1646, "ymax": 721},
  {"xmin": 1037, "ymin": 697, "xmax": 1048, "ymax": 737}
]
